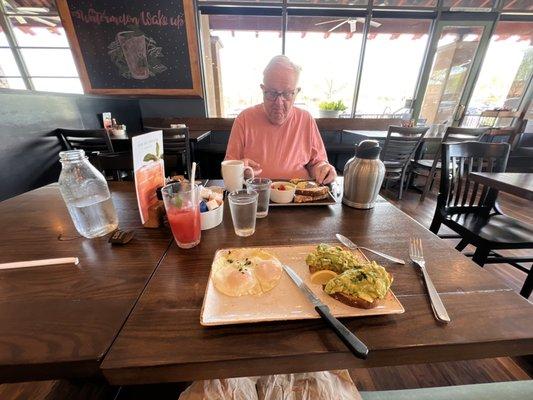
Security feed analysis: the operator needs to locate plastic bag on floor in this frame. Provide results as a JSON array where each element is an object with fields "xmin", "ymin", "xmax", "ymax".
[
  {"xmin": 178, "ymin": 377, "xmax": 259, "ymax": 400},
  {"xmin": 178, "ymin": 370, "xmax": 361, "ymax": 400},
  {"xmin": 257, "ymin": 370, "xmax": 362, "ymax": 400}
]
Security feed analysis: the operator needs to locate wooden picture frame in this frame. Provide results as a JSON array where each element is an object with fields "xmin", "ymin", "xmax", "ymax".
[{"xmin": 56, "ymin": 0, "xmax": 203, "ymax": 97}]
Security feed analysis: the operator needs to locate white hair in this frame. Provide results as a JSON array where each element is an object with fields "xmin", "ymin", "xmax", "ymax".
[{"xmin": 263, "ymin": 55, "xmax": 301, "ymax": 83}]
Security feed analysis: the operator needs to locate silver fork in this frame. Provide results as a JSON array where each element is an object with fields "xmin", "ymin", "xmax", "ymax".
[{"xmin": 409, "ymin": 238, "xmax": 451, "ymax": 323}]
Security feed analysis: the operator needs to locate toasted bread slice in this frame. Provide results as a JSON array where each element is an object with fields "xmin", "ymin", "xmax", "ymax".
[
  {"xmin": 296, "ymin": 186, "xmax": 329, "ymax": 197},
  {"xmin": 329, "ymin": 292, "xmax": 379, "ymax": 309},
  {"xmin": 294, "ymin": 193, "xmax": 329, "ymax": 203}
]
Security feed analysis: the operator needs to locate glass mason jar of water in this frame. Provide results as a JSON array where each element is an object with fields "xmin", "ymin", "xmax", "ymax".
[{"xmin": 58, "ymin": 150, "xmax": 118, "ymax": 238}]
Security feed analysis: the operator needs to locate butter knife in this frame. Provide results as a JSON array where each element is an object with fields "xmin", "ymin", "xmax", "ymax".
[
  {"xmin": 336, "ymin": 234, "xmax": 405, "ymax": 265},
  {"xmin": 282, "ymin": 264, "xmax": 369, "ymax": 359}
]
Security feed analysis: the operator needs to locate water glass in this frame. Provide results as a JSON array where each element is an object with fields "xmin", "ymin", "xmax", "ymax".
[
  {"xmin": 228, "ymin": 189, "xmax": 258, "ymax": 237},
  {"xmin": 245, "ymin": 178, "xmax": 271, "ymax": 218},
  {"xmin": 162, "ymin": 182, "xmax": 201, "ymax": 249}
]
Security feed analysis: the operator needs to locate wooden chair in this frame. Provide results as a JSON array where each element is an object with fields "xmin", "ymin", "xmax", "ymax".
[
  {"xmin": 57, "ymin": 128, "xmax": 114, "ymax": 153},
  {"xmin": 57, "ymin": 128, "xmax": 124, "ymax": 179},
  {"xmin": 380, "ymin": 125, "xmax": 428, "ymax": 200},
  {"xmin": 94, "ymin": 151, "xmax": 134, "ymax": 181},
  {"xmin": 429, "ymin": 141, "xmax": 533, "ymax": 298},
  {"xmin": 143, "ymin": 126, "xmax": 191, "ymax": 179},
  {"xmin": 414, "ymin": 127, "xmax": 491, "ymax": 201}
]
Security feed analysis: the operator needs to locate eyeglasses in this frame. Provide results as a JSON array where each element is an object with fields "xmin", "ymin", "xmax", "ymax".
[{"xmin": 263, "ymin": 89, "xmax": 299, "ymax": 101}]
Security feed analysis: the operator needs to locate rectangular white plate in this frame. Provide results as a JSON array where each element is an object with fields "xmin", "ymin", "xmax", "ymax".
[{"xmin": 200, "ymin": 245, "xmax": 405, "ymax": 326}]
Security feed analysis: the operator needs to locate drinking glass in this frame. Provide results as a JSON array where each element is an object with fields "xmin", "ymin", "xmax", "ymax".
[
  {"xmin": 228, "ymin": 189, "xmax": 258, "ymax": 237},
  {"xmin": 162, "ymin": 182, "xmax": 201, "ymax": 249},
  {"xmin": 245, "ymin": 178, "xmax": 271, "ymax": 218}
]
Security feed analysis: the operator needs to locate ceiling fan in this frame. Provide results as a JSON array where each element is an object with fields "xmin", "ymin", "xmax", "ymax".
[
  {"xmin": 315, "ymin": 17, "xmax": 381, "ymax": 33},
  {"xmin": 3, "ymin": 0, "xmax": 58, "ymax": 27}
]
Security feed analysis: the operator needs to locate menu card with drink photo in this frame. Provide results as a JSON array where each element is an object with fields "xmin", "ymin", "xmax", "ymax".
[{"xmin": 132, "ymin": 131, "xmax": 165, "ymax": 225}]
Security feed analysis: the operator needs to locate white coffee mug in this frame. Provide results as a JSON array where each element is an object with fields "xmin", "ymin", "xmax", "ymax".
[{"xmin": 221, "ymin": 160, "xmax": 254, "ymax": 192}]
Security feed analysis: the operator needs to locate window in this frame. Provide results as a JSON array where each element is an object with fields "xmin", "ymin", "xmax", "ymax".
[
  {"xmin": 419, "ymin": 25, "xmax": 485, "ymax": 125},
  {"xmin": 200, "ymin": 13, "xmax": 283, "ymax": 117},
  {"xmin": 356, "ymin": 18, "xmax": 431, "ymax": 119},
  {"xmin": 288, "ymin": 0, "xmax": 367, "ymax": 5},
  {"xmin": 465, "ymin": 22, "xmax": 532, "ymax": 127},
  {"xmin": 502, "ymin": 0, "xmax": 533, "ymax": 11},
  {"xmin": 286, "ymin": 15, "xmax": 364, "ymax": 117},
  {"xmin": 373, "ymin": 0, "xmax": 437, "ymax": 6},
  {"xmin": 442, "ymin": 0, "xmax": 495, "ymax": 9},
  {"xmin": 0, "ymin": 0, "xmax": 82, "ymax": 93},
  {"xmin": 0, "ymin": 24, "xmax": 25, "ymax": 89}
]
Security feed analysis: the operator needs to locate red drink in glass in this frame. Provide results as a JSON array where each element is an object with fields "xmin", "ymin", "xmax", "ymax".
[
  {"xmin": 162, "ymin": 182, "xmax": 201, "ymax": 249},
  {"xmin": 166, "ymin": 206, "xmax": 201, "ymax": 248}
]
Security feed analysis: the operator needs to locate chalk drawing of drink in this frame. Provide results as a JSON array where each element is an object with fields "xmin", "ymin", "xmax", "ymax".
[{"xmin": 116, "ymin": 31, "xmax": 149, "ymax": 80}]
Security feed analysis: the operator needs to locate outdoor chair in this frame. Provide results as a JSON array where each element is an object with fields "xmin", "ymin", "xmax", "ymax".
[
  {"xmin": 429, "ymin": 141, "xmax": 533, "ymax": 298},
  {"xmin": 380, "ymin": 125, "xmax": 428, "ymax": 200}
]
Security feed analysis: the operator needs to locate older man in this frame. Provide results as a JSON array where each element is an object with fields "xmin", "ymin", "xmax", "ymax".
[{"xmin": 224, "ymin": 55, "xmax": 337, "ymax": 184}]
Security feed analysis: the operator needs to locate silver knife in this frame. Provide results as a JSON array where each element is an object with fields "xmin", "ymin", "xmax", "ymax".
[
  {"xmin": 336, "ymin": 234, "xmax": 405, "ymax": 265},
  {"xmin": 282, "ymin": 264, "xmax": 369, "ymax": 360}
]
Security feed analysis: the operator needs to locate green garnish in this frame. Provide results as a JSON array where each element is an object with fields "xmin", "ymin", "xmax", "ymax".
[{"xmin": 172, "ymin": 196, "xmax": 183, "ymax": 208}]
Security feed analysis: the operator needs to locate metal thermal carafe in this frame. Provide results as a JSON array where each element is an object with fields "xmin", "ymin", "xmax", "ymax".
[{"xmin": 342, "ymin": 140, "xmax": 385, "ymax": 209}]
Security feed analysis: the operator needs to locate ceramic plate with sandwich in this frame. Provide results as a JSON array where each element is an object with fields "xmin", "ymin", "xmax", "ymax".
[{"xmin": 269, "ymin": 179, "xmax": 336, "ymax": 206}]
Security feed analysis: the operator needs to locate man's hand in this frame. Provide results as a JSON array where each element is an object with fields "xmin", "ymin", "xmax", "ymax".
[
  {"xmin": 314, "ymin": 162, "xmax": 337, "ymax": 185},
  {"xmin": 243, "ymin": 158, "xmax": 263, "ymax": 176}
]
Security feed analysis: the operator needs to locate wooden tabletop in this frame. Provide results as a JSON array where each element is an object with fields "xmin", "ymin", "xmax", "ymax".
[
  {"xmin": 469, "ymin": 173, "xmax": 533, "ymax": 201},
  {"xmin": 0, "ymin": 183, "xmax": 172, "ymax": 382},
  {"xmin": 101, "ymin": 199, "xmax": 533, "ymax": 385}
]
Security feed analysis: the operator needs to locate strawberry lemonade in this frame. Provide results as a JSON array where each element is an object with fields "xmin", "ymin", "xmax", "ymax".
[{"xmin": 162, "ymin": 182, "xmax": 201, "ymax": 249}]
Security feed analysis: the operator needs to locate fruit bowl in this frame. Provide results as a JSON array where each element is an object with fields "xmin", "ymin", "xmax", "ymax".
[{"xmin": 270, "ymin": 182, "xmax": 296, "ymax": 204}]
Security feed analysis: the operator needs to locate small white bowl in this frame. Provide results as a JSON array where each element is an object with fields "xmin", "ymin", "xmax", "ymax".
[
  {"xmin": 270, "ymin": 182, "xmax": 296, "ymax": 204},
  {"xmin": 201, "ymin": 203, "xmax": 223, "ymax": 230}
]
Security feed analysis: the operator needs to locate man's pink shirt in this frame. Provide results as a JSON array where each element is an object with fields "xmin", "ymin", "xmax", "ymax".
[{"xmin": 224, "ymin": 104, "xmax": 328, "ymax": 179}]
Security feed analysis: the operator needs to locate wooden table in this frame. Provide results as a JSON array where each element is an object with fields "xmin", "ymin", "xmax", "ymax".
[
  {"xmin": 110, "ymin": 130, "xmax": 211, "ymax": 163},
  {"xmin": 0, "ymin": 183, "xmax": 172, "ymax": 382},
  {"xmin": 101, "ymin": 197, "xmax": 533, "ymax": 385},
  {"xmin": 469, "ymin": 173, "xmax": 533, "ymax": 201},
  {"xmin": 109, "ymin": 130, "xmax": 211, "ymax": 143}
]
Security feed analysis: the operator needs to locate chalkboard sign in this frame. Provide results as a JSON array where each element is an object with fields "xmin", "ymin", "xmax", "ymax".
[{"xmin": 57, "ymin": 0, "xmax": 202, "ymax": 97}]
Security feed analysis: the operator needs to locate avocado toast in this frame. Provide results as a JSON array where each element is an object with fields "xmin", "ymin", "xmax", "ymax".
[
  {"xmin": 324, "ymin": 262, "xmax": 393, "ymax": 309},
  {"xmin": 306, "ymin": 244, "xmax": 393, "ymax": 309},
  {"xmin": 306, "ymin": 243, "xmax": 367, "ymax": 273}
]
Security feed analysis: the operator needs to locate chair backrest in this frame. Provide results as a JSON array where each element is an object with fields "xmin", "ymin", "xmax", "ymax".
[
  {"xmin": 443, "ymin": 126, "xmax": 491, "ymax": 142},
  {"xmin": 91, "ymin": 151, "xmax": 133, "ymax": 180},
  {"xmin": 380, "ymin": 125, "xmax": 429, "ymax": 166},
  {"xmin": 141, "ymin": 126, "xmax": 191, "ymax": 178},
  {"xmin": 58, "ymin": 128, "xmax": 114, "ymax": 153},
  {"xmin": 94, "ymin": 151, "xmax": 133, "ymax": 174},
  {"xmin": 481, "ymin": 121, "xmax": 526, "ymax": 151},
  {"xmin": 438, "ymin": 141, "xmax": 510, "ymax": 214}
]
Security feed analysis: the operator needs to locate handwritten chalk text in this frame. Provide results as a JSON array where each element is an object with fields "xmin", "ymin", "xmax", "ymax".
[{"xmin": 71, "ymin": 8, "xmax": 185, "ymax": 28}]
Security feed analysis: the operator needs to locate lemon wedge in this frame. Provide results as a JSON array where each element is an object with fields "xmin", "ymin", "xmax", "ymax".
[{"xmin": 310, "ymin": 270, "xmax": 338, "ymax": 285}]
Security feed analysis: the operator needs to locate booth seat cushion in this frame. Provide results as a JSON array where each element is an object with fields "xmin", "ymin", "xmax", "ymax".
[{"xmin": 360, "ymin": 380, "xmax": 533, "ymax": 400}]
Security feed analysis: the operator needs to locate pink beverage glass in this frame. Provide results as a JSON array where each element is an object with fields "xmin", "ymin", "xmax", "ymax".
[
  {"xmin": 162, "ymin": 182, "xmax": 201, "ymax": 249},
  {"xmin": 117, "ymin": 31, "xmax": 149, "ymax": 80}
]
